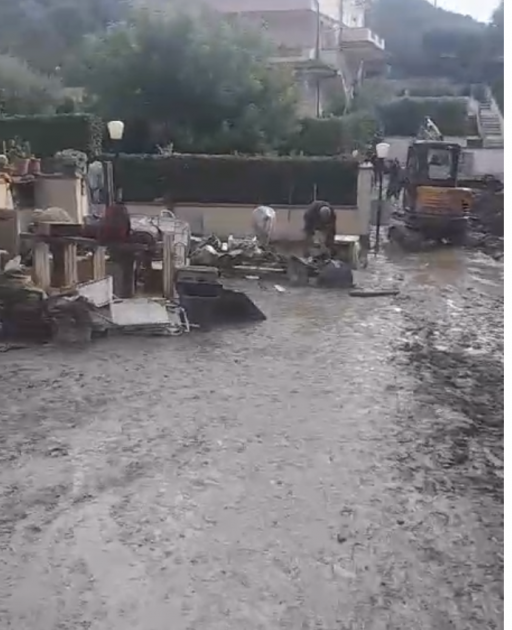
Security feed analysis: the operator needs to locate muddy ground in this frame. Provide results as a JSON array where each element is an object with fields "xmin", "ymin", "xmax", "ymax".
[{"xmin": 0, "ymin": 248, "xmax": 503, "ymax": 630}]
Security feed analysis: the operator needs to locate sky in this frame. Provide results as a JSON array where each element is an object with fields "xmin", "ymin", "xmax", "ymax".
[{"xmin": 435, "ymin": 0, "xmax": 500, "ymax": 22}]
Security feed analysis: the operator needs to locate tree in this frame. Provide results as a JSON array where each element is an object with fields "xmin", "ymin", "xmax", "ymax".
[
  {"xmin": 368, "ymin": 0, "xmax": 485, "ymax": 79},
  {"xmin": 488, "ymin": 2, "xmax": 504, "ymax": 112},
  {"xmin": 0, "ymin": 0, "xmax": 125, "ymax": 75},
  {"xmin": 0, "ymin": 55, "xmax": 64, "ymax": 115},
  {"xmin": 81, "ymin": 8, "xmax": 299, "ymax": 153},
  {"xmin": 369, "ymin": 0, "xmax": 503, "ymax": 111}
]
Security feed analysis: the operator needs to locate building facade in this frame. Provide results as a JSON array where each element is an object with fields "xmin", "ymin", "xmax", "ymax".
[{"xmin": 203, "ymin": 0, "xmax": 386, "ymax": 116}]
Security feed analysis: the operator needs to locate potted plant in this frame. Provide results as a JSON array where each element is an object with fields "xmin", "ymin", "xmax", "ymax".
[
  {"xmin": 54, "ymin": 149, "xmax": 87, "ymax": 178},
  {"xmin": 7, "ymin": 138, "xmax": 31, "ymax": 176}
]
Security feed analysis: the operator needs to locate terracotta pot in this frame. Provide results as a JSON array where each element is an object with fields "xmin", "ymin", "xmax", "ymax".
[
  {"xmin": 29, "ymin": 158, "xmax": 41, "ymax": 175},
  {"xmin": 14, "ymin": 157, "xmax": 30, "ymax": 176}
]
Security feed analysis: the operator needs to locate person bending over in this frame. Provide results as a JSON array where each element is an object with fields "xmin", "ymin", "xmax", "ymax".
[{"xmin": 303, "ymin": 201, "xmax": 337, "ymax": 257}]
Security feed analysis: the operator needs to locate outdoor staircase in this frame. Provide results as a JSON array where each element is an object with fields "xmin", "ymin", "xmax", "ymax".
[{"xmin": 478, "ymin": 93, "xmax": 504, "ymax": 149}]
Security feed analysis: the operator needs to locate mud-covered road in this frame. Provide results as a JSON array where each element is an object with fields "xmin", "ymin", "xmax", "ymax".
[{"xmin": 0, "ymin": 249, "xmax": 503, "ymax": 630}]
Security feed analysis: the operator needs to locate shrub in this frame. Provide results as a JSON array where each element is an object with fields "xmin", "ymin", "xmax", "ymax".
[
  {"xmin": 378, "ymin": 97, "xmax": 470, "ymax": 136},
  {"xmin": 284, "ymin": 113, "xmax": 378, "ymax": 156},
  {"xmin": 106, "ymin": 153, "xmax": 360, "ymax": 206},
  {"xmin": 0, "ymin": 55, "xmax": 63, "ymax": 116},
  {"xmin": 0, "ymin": 114, "xmax": 103, "ymax": 157}
]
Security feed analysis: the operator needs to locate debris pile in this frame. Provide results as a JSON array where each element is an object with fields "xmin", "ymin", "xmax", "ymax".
[
  {"xmin": 286, "ymin": 254, "xmax": 354, "ymax": 289},
  {"xmin": 0, "ymin": 264, "xmax": 190, "ymax": 345},
  {"xmin": 190, "ymin": 235, "xmax": 287, "ymax": 272},
  {"xmin": 0, "ymin": 265, "xmax": 50, "ymax": 339},
  {"xmin": 468, "ymin": 186, "xmax": 504, "ymax": 259}
]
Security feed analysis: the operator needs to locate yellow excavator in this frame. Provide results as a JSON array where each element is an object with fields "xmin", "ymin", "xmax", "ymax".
[{"xmin": 388, "ymin": 117, "xmax": 474, "ymax": 246}]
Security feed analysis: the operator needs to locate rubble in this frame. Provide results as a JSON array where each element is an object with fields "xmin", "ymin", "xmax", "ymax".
[{"xmin": 467, "ymin": 187, "xmax": 504, "ymax": 260}]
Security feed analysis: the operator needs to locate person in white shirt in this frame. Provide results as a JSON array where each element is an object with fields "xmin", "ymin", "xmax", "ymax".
[{"xmin": 251, "ymin": 205, "xmax": 276, "ymax": 247}]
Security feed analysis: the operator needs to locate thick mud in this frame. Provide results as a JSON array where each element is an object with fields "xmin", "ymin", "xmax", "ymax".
[{"xmin": 0, "ymin": 249, "xmax": 503, "ymax": 630}]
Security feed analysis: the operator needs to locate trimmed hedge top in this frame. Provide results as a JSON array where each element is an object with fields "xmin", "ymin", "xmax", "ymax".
[
  {"xmin": 106, "ymin": 153, "xmax": 360, "ymax": 207},
  {"xmin": 378, "ymin": 97, "xmax": 470, "ymax": 137},
  {"xmin": 0, "ymin": 114, "xmax": 103, "ymax": 157}
]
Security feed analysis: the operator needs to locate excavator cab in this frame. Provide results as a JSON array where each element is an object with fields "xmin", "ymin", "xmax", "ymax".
[{"xmin": 399, "ymin": 140, "xmax": 473, "ymax": 243}]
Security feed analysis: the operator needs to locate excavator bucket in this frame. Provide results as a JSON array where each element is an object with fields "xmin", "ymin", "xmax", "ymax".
[{"xmin": 176, "ymin": 280, "xmax": 266, "ymax": 330}]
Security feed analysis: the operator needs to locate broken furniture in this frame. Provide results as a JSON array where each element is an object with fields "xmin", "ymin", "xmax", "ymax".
[
  {"xmin": 20, "ymin": 230, "xmax": 107, "ymax": 292},
  {"xmin": 174, "ymin": 266, "xmax": 266, "ymax": 330}
]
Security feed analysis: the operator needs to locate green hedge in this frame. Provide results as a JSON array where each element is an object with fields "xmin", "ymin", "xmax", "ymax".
[
  {"xmin": 284, "ymin": 113, "xmax": 378, "ymax": 156},
  {"xmin": 378, "ymin": 98, "xmax": 470, "ymax": 136},
  {"xmin": 107, "ymin": 153, "xmax": 359, "ymax": 206},
  {"xmin": 0, "ymin": 114, "xmax": 103, "ymax": 157}
]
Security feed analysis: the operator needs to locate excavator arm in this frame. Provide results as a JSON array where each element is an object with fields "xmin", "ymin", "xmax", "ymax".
[{"xmin": 417, "ymin": 117, "xmax": 444, "ymax": 141}]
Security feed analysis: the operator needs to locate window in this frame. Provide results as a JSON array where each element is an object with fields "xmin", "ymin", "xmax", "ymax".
[{"xmin": 427, "ymin": 148, "xmax": 452, "ymax": 180}]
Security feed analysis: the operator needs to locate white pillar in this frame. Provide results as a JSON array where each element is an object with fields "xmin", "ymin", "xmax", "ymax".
[{"xmin": 357, "ymin": 162, "xmax": 373, "ymax": 245}]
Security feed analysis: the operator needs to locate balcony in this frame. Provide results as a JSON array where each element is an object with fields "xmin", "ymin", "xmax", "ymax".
[
  {"xmin": 269, "ymin": 46, "xmax": 340, "ymax": 77},
  {"xmin": 339, "ymin": 27, "xmax": 385, "ymax": 61}
]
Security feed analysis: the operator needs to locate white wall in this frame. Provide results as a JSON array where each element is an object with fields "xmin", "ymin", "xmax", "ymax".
[
  {"xmin": 205, "ymin": 0, "xmax": 313, "ymax": 14},
  {"xmin": 0, "ymin": 178, "xmax": 13, "ymax": 211},
  {"xmin": 35, "ymin": 176, "xmax": 89, "ymax": 223},
  {"xmin": 471, "ymin": 149, "xmax": 504, "ymax": 178},
  {"xmin": 384, "ymin": 136, "xmax": 468, "ymax": 161},
  {"xmin": 384, "ymin": 136, "xmax": 504, "ymax": 178},
  {"xmin": 204, "ymin": 0, "xmax": 342, "ymax": 21},
  {"xmin": 319, "ymin": 0, "xmax": 341, "ymax": 21},
  {"xmin": 341, "ymin": 0, "xmax": 365, "ymax": 27}
]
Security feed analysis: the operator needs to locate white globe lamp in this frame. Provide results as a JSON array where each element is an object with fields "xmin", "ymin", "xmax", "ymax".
[
  {"xmin": 107, "ymin": 120, "xmax": 125, "ymax": 141},
  {"xmin": 376, "ymin": 142, "xmax": 390, "ymax": 160}
]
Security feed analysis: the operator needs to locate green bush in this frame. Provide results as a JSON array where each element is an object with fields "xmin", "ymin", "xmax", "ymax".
[
  {"xmin": 0, "ymin": 114, "xmax": 103, "ymax": 157},
  {"xmin": 378, "ymin": 97, "xmax": 470, "ymax": 136},
  {"xmin": 284, "ymin": 113, "xmax": 378, "ymax": 156},
  {"xmin": 107, "ymin": 153, "xmax": 359, "ymax": 206},
  {"xmin": 492, "ymin": 79, "xmax": 503, "ymax": 114},
  {"xmin": 0, "ymin": 54, "xmax": 64, "ymax": 116}
]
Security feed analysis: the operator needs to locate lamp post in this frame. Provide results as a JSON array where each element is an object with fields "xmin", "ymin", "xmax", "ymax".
[
  {"xmin": 105, "ymin": 120, "xmax": 125, "ymax": 206},
  {"xmin": 374, "ymin": 140, "xmax": 390, "ymax": 254}
]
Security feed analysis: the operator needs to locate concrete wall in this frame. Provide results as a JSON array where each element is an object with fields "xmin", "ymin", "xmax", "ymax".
[
  {"xmin": 342, "ymin": 0, "xmax": 365, "ymax": 27},
  {"xmin": 127, "ymin": 164, "xmax": 374, "ymax": 241},
  {"xmin": 0, "ymin": 176, "xmax": 90, "ymax": 255},
  {"xmin": 35, "ymin": 176, "xmax": 88, "ymax": 223},
  {"xmin": 237, "ymin": 10, "xmax": 317, "ymax": 48},
  {"xmin": 296, "ymin": 76, "xmax": 324, "ymax": 117},
  {"xmin": 206, "ymin": 0, "xmax": 314, "ymax": 12},
  {"xmin": 470, "ymin": 149, "xmax": 504, "ymax": 178},
  {"xmin": 235, "ymin": 10, "xmax": 340, "ymax": 50},
  {"xmin": 205, "ymin": 0, "xmax": 340, "ymax": 21},
  {"xmin": 0, "ymin": 178, "xmax": 16, "ymax": 254},
  {"xmin": 0, "ymin": 177, "xmax": 13, "ymax": 211},
  {"xmin": 128, "ymin": 202, "xmax": 360, "ymax": 239},
  {"xmin": 384, "ymin": 136, "xmax": 504, "ymax": 178}
]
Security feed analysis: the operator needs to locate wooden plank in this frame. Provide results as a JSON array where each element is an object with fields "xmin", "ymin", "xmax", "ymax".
[
  {"xmin": 51, "ymin": 243, "xmax": 65, "ymax": 287},
  {"xmin": 92, "ymin": 246, "xmax": 106, "ymax": 280},
  {"xmin": 63, "ymin": 242, "xmax": 78, "ymax": 287},
  {"xmin": 33, "ymin": 242, "xmax": 51, "ymax": 291},
  {"xmin": 105, "ymin": 161, "xmax": 114, "ymax": 207},
  {"xmin": 35, "ymin": 222, "xmax": 83, "ymax": 238},
  {"xmin": 0, "ymin": 208, "xmax": 20, "ymax": 255},
  {"xmin": 162, "ymin": 232, "xmax": 175, "ymax": 299}
]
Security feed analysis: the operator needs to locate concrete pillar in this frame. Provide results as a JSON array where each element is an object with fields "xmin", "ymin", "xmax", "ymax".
[{"xmin": 357, "ymin": 162, "xmax": 373, "ymax": 252}]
